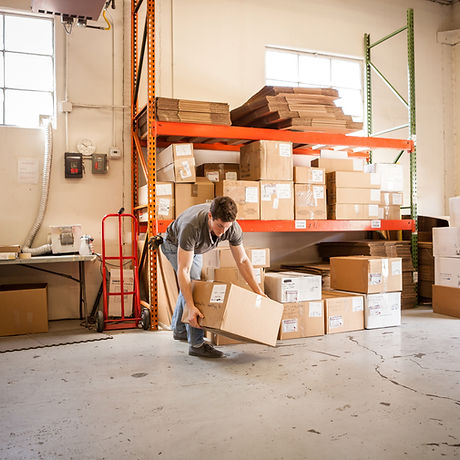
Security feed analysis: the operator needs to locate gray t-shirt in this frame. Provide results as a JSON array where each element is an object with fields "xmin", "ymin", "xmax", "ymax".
[{"xmin": 165, "ymin": 203, "xmax": 243, "ymax": 254}]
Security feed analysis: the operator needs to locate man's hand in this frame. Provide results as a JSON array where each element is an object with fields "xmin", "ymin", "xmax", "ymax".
[{"xmin": 188, "ymin": 305, "xmax": 204, "ymax": 328}]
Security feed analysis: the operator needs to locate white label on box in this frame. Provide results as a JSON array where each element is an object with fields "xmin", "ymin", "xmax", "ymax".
[
  {"xmin": 180, "ymin": 161, "xmax": 192, "ymax": 178},
  {"xmin": 245, "ymin": 187, "xmax": 259, "ymax": 203},
  {"xmin": 381, "ymin": 259, "xmax": 389, "ymax": 278},
  {"xmin": 251, "ymin": 249, "xmax": 266, "ymax": 266},
  {"xmin": 158, "ymin": 198, "xmax": 170, "ymax": 216},
  {"xmin": 285, "ymin": 290, "xmax": 298, "ymax": 302},
  {"xmin": 369, "ymin": 273, "xmax": 382, "ymax": 285},
  {"xmin": 210, "ymin": 284, "xmax": 227, "ymax": 303},
  {"xmin": 352, "ymin": 297, "xmax": 364, "ymax": 312},
  {"xmin": 369, "ymin": 205, "xmax": 379, "ymax": 217},
  {"xmin": 392, "ymin": 260, "xmax": 402, "ymax": 275},
  {"xmin": 353, "ymin": 159, "xmax": 364, "ymax": 171},
  {"xmin": 295, "ymin": 220, "xmax": 306, "ymax": 229},
  {"xmin": 261, "ymin": 184, "xmax": 275, "ymax": 201},
  {"xmin": 382, "ymin": 192, "xmax": 390, "ymax": 206},
  {"xmin": 313, "ymin": 185, "xmax": 324, "ymax": 199},
  {"xmin": 371, "ymin": 220, "xmax": 381, "ymax": 229},
  {"xmin": 329, "ymin": 315, "xmax": 343, "ymax": 329},
  {"xmin": 371, "ymin": 189, "xmax": 381, "ymax": 202},
  {"xmin": 206, "ymin": 172, "xmax": 219, "ymax": 182},
  {"xmin": 370, "ymin": 173, "xmax": 380, "ymax": 185},
  {"xmin": 273, "ymin": 198, "xmax": 279, "ymax": 209},
  {"xmin": 225, "ymin": 171, "xmax": 238, "ymax": 180},
  {"xmin": 279, "ymin": 143, "xmax": 292, "ymax": 157},
  {"xmin": 253, "ymin": 268, "xmax": 261, "ymax": 283},
  {"xmin": 393, "ymin": 193, "xmax": 403, "ymax": 205},
  {"xmin": 309, "ymin": 301, "xmax": 322, "ymax": 317},
  {"xmin": 255, "ymin": 295, "xmax": 262, "ymax": 308},
  {"xmin": 282, "ymin": 318, "xmax": 298, "ymax": 333},
  {"xmin": 276, "ymin": 183, "xmax": 291, "ymax": 199},
  {"xmin": 175, "ymin": 144, "xmax": 192, "ymax": 156},
  {"xmin": 156, "ymin": 183, "xmax": 172, "ymax": 196},
  {"xmin": 311, "ymin": 169, "xmax": 324, "ymax": 183},
  {"xmin": 368, "ymin": 294, "xmax": 384, "ymax": 315}
]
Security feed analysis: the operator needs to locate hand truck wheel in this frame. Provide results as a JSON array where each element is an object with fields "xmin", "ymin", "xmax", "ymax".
[
  {"xmin": 96, "ymin": 310, "xmax": 104, "ymax": 332},
  {"xmin": 141, "ymin": 308, "xmax": 151, "ymax": 330}
]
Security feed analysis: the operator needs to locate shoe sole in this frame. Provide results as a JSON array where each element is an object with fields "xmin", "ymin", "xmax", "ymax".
[{"xmin": 188, "ymin": 350, "xmax": 225, "ymax": 358}]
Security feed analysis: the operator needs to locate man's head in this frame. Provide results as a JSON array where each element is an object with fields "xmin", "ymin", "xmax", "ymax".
[{"xmin": 208, "ymin": 196, "xmax": 238, "ymax": 237}]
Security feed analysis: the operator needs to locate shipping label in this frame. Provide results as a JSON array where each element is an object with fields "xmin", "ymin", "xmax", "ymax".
[
  {"xmin": 352, "ymin": 297, "xmax": 364, "ymax": 312},
  {"xmin": 261, "ymin": 184, "xmax": 275, "ymax": 201},
  {"xmin": 279, "ymin": 143, "xmax": 292, "ymax": 157},
  {"xmin": 158, "ymin": 198, "xmax": 170, "ymax": 216},
  {"xmin": 156, "ymin": 183, "xmax": 173, "ymax": 196},
  {"xmin": 282, "ymin": 318, "xmax": 298, "ymax": 333},
  {"xmin": 311, "ymin": 169, "xmax": 324, "ymax": 183},
  {"xmin": 210, "ymin": 284, "xmax": 227, "ymax": 303},
  {"xmin": 175, "ymin": 144, "xmax": 192, "ymax": 156},
  {"xmin": 369, "ymin": 273, "xmax": 382, "ymax": 285},
  {"xmin": 251, "ymin": 249, "xmax": 266, "ymax": 266},
  {"xmin": 206, "ymin": 172, "xmax": 219, "ymax": 182},
  {"xmin": 309, "ymin": 301, "xmax": 323, "ymax": 318},
  {"xmin": 329, "ymin": 315, "xmax": 344, "ymax": 329},
  {"xmin": 313, "ymin": 185, "xmax": 324, "ymax": 199},
  {"xmin": 225, "ymin": 171, "xmax": 238, "ymax": 180},
  {"xmin": 276, "ymin": 183, "xmax": 291, "ymax": 199},
  {"xmin": 245, "ymin": 187, "xmax": 259, "ymax": 203}
]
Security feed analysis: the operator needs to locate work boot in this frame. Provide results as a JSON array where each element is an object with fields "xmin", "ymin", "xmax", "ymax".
[
  {"xmin": 173, "ymin": 330, "xmax": 187, "ymax": 342},
  {"xmin": 189, "ymin": 342, "xmax": 224, "ymax": 358}
]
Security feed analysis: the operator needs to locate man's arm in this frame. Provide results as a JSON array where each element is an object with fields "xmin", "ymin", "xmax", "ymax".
[
  {"xmin": 177, "ymin": 247, "xmax": 204, "ymax": 328},
  {"xmin": 229, "ymin": 244, "xmax": 266, "ymax": 296}
]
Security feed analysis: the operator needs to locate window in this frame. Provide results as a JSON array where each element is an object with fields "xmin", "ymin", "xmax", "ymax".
[
  {"xmin": 266, "ymin": 47, "xmax": 363, "ymax": 122},
  {"xmin": 0, "ymin": 12, "xmax": 54, "ymax": 128}
]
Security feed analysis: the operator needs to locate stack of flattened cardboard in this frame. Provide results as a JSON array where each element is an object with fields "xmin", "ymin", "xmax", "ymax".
[
  {"xmin": 231, "ymin": 86, "xmax": 363, "ymax": 133},
  {"xmin": 318, "ymin": 241, "xmax": 386, "ymax": 259},
  {"xmin": 418, "ymin": 242, "xmax": 433, "ymax": 301},
  {"xmin": 280, "ymin": 263, "xmax": 331, "ymax": 290}
]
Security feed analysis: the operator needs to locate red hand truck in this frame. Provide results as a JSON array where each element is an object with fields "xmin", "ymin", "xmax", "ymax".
[{"xmin": 96, "ymin": 210, "xmax": 150, "ymax": 332}]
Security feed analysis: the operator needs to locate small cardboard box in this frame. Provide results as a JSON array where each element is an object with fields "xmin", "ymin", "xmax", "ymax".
[
  {"xmin": 0, "ymin": 284, "xmax": 48, "ymax": 336},
  {"xmin": 326, "ymin": 171, "xmax": 380, "ymax": 189},
  {"xmin": 322, "ymin": 290, "xmax": 364, "ymax": 334},
  {"xmin": 294, "ymin": 166, "xmax": 325, "ymax": 184},
  {"xmin": 380, "ymin": 191, "xmax": 403, "ymax": 206},
  {"xmin": 174, "ymin": 179, "xmax": 215, "ymax": 217},
  {"xmin": 432, "ymin": 285, "xmax": 460, "ymax": 318},
  {"xmin": 240, "ymin": 140, "xmax": 293, "ymax": 181},
  {"xmin": 109, "ymin": 269, "xmax": 134, "ymax": 317},
  {"xmin": 139, "ymin": 182, "xmax": 175, "ymax": 219},
  {"xmin": 157, "ymin": 143, "xmax": 196, "ymax": 183},
  {"xmin": 311, "ymin": 157, "xmax": 364, "ymax": 173},
  {"xmin": 378, "ymin": 205, "xmax": 401, "ymax": 220},
  {"xmin": 433, "ymin": 227, "xmax": 460, "ymax": 258},
  {"xmin": 434, "ymin": 257, "xmax": 460, "ymax": 288},
  {"xmin": 196, "ymin": 163, "xmax": 239, "ymax": 182},
  {"xmin": 328, "ymin": 203, "xmax": 379, "ymax": 220},
  {"xmin": 278, "ymin": 300, "xmax": 325, "ymax": 340},
  {"xmin": 215, "ymin": 180, "xmax": 259, "ymax": 220},
  {"xmin": 328, "ymin": 188, "xmax": 381, "ymax": 205},
  {"xmin": 264, "ymin": 271, "xmax": 322, "ymax": 303},
  {"xmin": 330, "ymin": 256, "xmax": 402, "ymax": 294},
  {"xmin": 205, "ymin": 266, "xmax": 265, "ymax": 293},
  {"xmin": 186, "ymin": 281, "xmax": 283, "ymax": 346},
  {"xmin": 202, "ymin": 247, "xmax": 270, "ymax": 270},
  {"xmin": 294, "ymin": 184, "xmax": 327, "ymax": 220},
  {"xmin": 260, "ymin": 181, "xmax": 294, "ymax": 220},
  {"xmin": 364, "ymin": 292, "xmax": 401, "ymax": 329}
]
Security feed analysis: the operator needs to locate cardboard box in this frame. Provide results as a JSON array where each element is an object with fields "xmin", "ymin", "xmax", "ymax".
[
  {"xmin": 366, "ymin": 163, "xmax": 403, "ymax": 192},
  {"xmin": 157, "ymin": 143, "xmax": 196, "ymax": 183},
  {"xmin": 196, "ymin": 163, "xmax": 239, "ymax": 182},
  {"xmin": 433, "ymin": 227, "xmax": 460, "ymax": 257},
  {"xmin": 311, "ymin": 157, "xmax": 364, "ymax": 173},
  {"xmin": 328, "ymin": 188, "xmax": 381, "ymax": 205},
  {"xmin": 208, "ymin": 331, "xmax": 244, "ymax": 345},
  {"xmin": 215, "ymin": 180, "xmax": 259, "ymax": 220},
  {"xmin": 109, "ymin": 269, "xmax": 134, "ymax": 317},
  {"xmin": 326, "ymin": 171, "xmax": 380, "ymax": 189},
  {"xmin": 330, "ymin": 256, "xmax": 403, "ymax": 294},
  {"xmin": 378, "ymin": 205, "xmax": 401, "ymax": 220},
  {"xmin": 202, "ymin": 247, "xmax": 270, "ymax": 273},
  {"xmin": 0, "ymin": 284, "xmax": 48, "ymax": 336},
  {"xmin": 205, "ymin": 266, "xmax": 265, "ymax": 292},
  {"xmin": 432, "ymin": 285, "xmax": 460, "ymax": 318},
  {"xmin": 260, "ymin": 181, "xmax": 294, "ymax": 220},
  {"xmin": 264, "ymin": 271, "xmax": 322, "ymax": 303},
  {"xmin": 138, "ymin": 182, "xmax": 175, "ymax": 220},
  {"xmin": 278, "ymin": 300, "xmax": 325, "ymax": 340},
  {"xmin": 434, "ymin": 257, "xmax": 460, "ymax": 288},
  {"xmin": 364, "ymin": 292, "xmax": 401, "ymax": 329},
  {"xmin": 322, "ymin": 290, "xmax": 364, "ymax": 334},
  {"xmin": 240, "ymin": 140, "xmax": 293, "ymax": 181},
  {"xmin": 186, "ymin": 281, "xmax": 283, "ymax": 346},
  {"xmin": 380, "ymin": 191, "xmax": 403, "ymax": 206},
  {"xmin": 294, "ymin": 166, "xmax": 325, "ymax": 184},
  {"xmin": 294, "ymin": 184, "xmax": 327, "ymax": 220},
  {"xmin": 174, "ymin": 179, "xmax": 215, "ymax": 217},
  {"xmin": 328, "ymin": 203, "xmax": 379, "ymax": 220}
]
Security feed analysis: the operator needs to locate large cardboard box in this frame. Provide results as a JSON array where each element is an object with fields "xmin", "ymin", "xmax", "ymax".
[
  {"xmin": 260, "ymin": 181, "xmax": 294, "ymax": 220},
  {"xmin": 294, "ymin": 184, "xmax": 327, "ymax": 220},
  {"xmin": 174, "ymin": 179, "xmax": 215, "ymax": 217},
  {"xmin": 109, "ymin": 269, "xmax": 134, "ymax": 317},
  {"xmin": 364, "ymin": 292, "xmax": 401, "ymax": 329},
  {"xmin": 186, "ymin": 281, "xmax": 283, "ymax": 346},
  {"xmin": 202, "ymin": 247, "xmax": 270, "ymax": 269},
  {"xmin": 204, "ymin": 266, "xmax": 265, "ymax": 292},
  {"xmin": 432, "ymin": 285, "xmax": 460, "ymax": 318},
  {"xmin": 157, "ymin": 143, "xmax": 196, "ymax": 183},
  {"xmin": 330, "ymin": 256, "xmax": 403, "ymax": 294},
  {"xmin": 433, "ymin": 227, "xmax": 460, "ymax": 257},
  {"xmin": 326, "ymin": 171, "xmax": 380, "ymax": 189},
  {"xmin": 294, "ymin": 166, "xmax": 325, "ymax": 184},
  {"xmin": 264, "ymin": 271, "xmax": 322, "ymax": 303},
  {"xmin": 328, "ymin": 188, "xmax": 381, "ymax": 205},
  {"xmin": 322, "ymin": 290, "xmax": 364, "ymax": 334},
  {"xmin": 215, "ymin": 180, "xmax": 259, "ymax": 220},
  {"xmin": 434, "ymin": 257, "xmax": 460, "ymax": 287},
  {"xmin": 0, "ymin": 284, "xmax": 48, "ymax": 336},
  {"xmin": 196, "ymin": 163, "xmax": 239, "ymax": 182},
  {"xmin": 278, "ymin": 300, "xmax": 325, "ymax": 340},
  {"xmin": 328, "ymin": 203, "xmax": 379, "ymax": 220},
  {"xmin": 240, "ymin": 140, "xmax": 293, "ymax": 181},
  {"xmin": 378, "ymin": 205, "xmax": 401, "ymax": 220},
  {"xmin": 311, "ymin": 157, "xmax": 364, "ymax": 173},
  {"xmin": 138, "ymin": 182, "xmax": 175, "ymax": 220}
]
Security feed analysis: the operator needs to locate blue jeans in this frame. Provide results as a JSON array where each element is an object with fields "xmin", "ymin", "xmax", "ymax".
[{"xmin": 161, "ymin": 240, "xmax": 204, "ymax": 346}]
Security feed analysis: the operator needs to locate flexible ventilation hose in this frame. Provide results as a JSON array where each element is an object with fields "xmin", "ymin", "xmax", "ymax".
[{"xmin": 22, "ymin": 118, "xmax": 53, "ymax": 255}]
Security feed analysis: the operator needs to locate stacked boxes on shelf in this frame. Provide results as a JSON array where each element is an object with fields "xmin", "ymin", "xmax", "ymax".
[{"xmin": 293, "ymin": 166, "xmax": 327, "ymax": 219}]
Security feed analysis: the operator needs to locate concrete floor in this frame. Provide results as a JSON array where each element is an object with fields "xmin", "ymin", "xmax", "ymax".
[{"xmin": 0, "ymin": 307, "xmax": 459, "ymax": 460}]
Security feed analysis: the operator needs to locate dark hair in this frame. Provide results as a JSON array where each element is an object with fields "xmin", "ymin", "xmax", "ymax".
[{"xmin": 210, "ymin": 196, "xmax": 238, "ymax": 222}]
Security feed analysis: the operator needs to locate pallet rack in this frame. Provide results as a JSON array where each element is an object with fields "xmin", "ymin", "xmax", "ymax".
[{"xmin": 131, "ymin": 0, "xmax": 416, "ymax": 329}]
